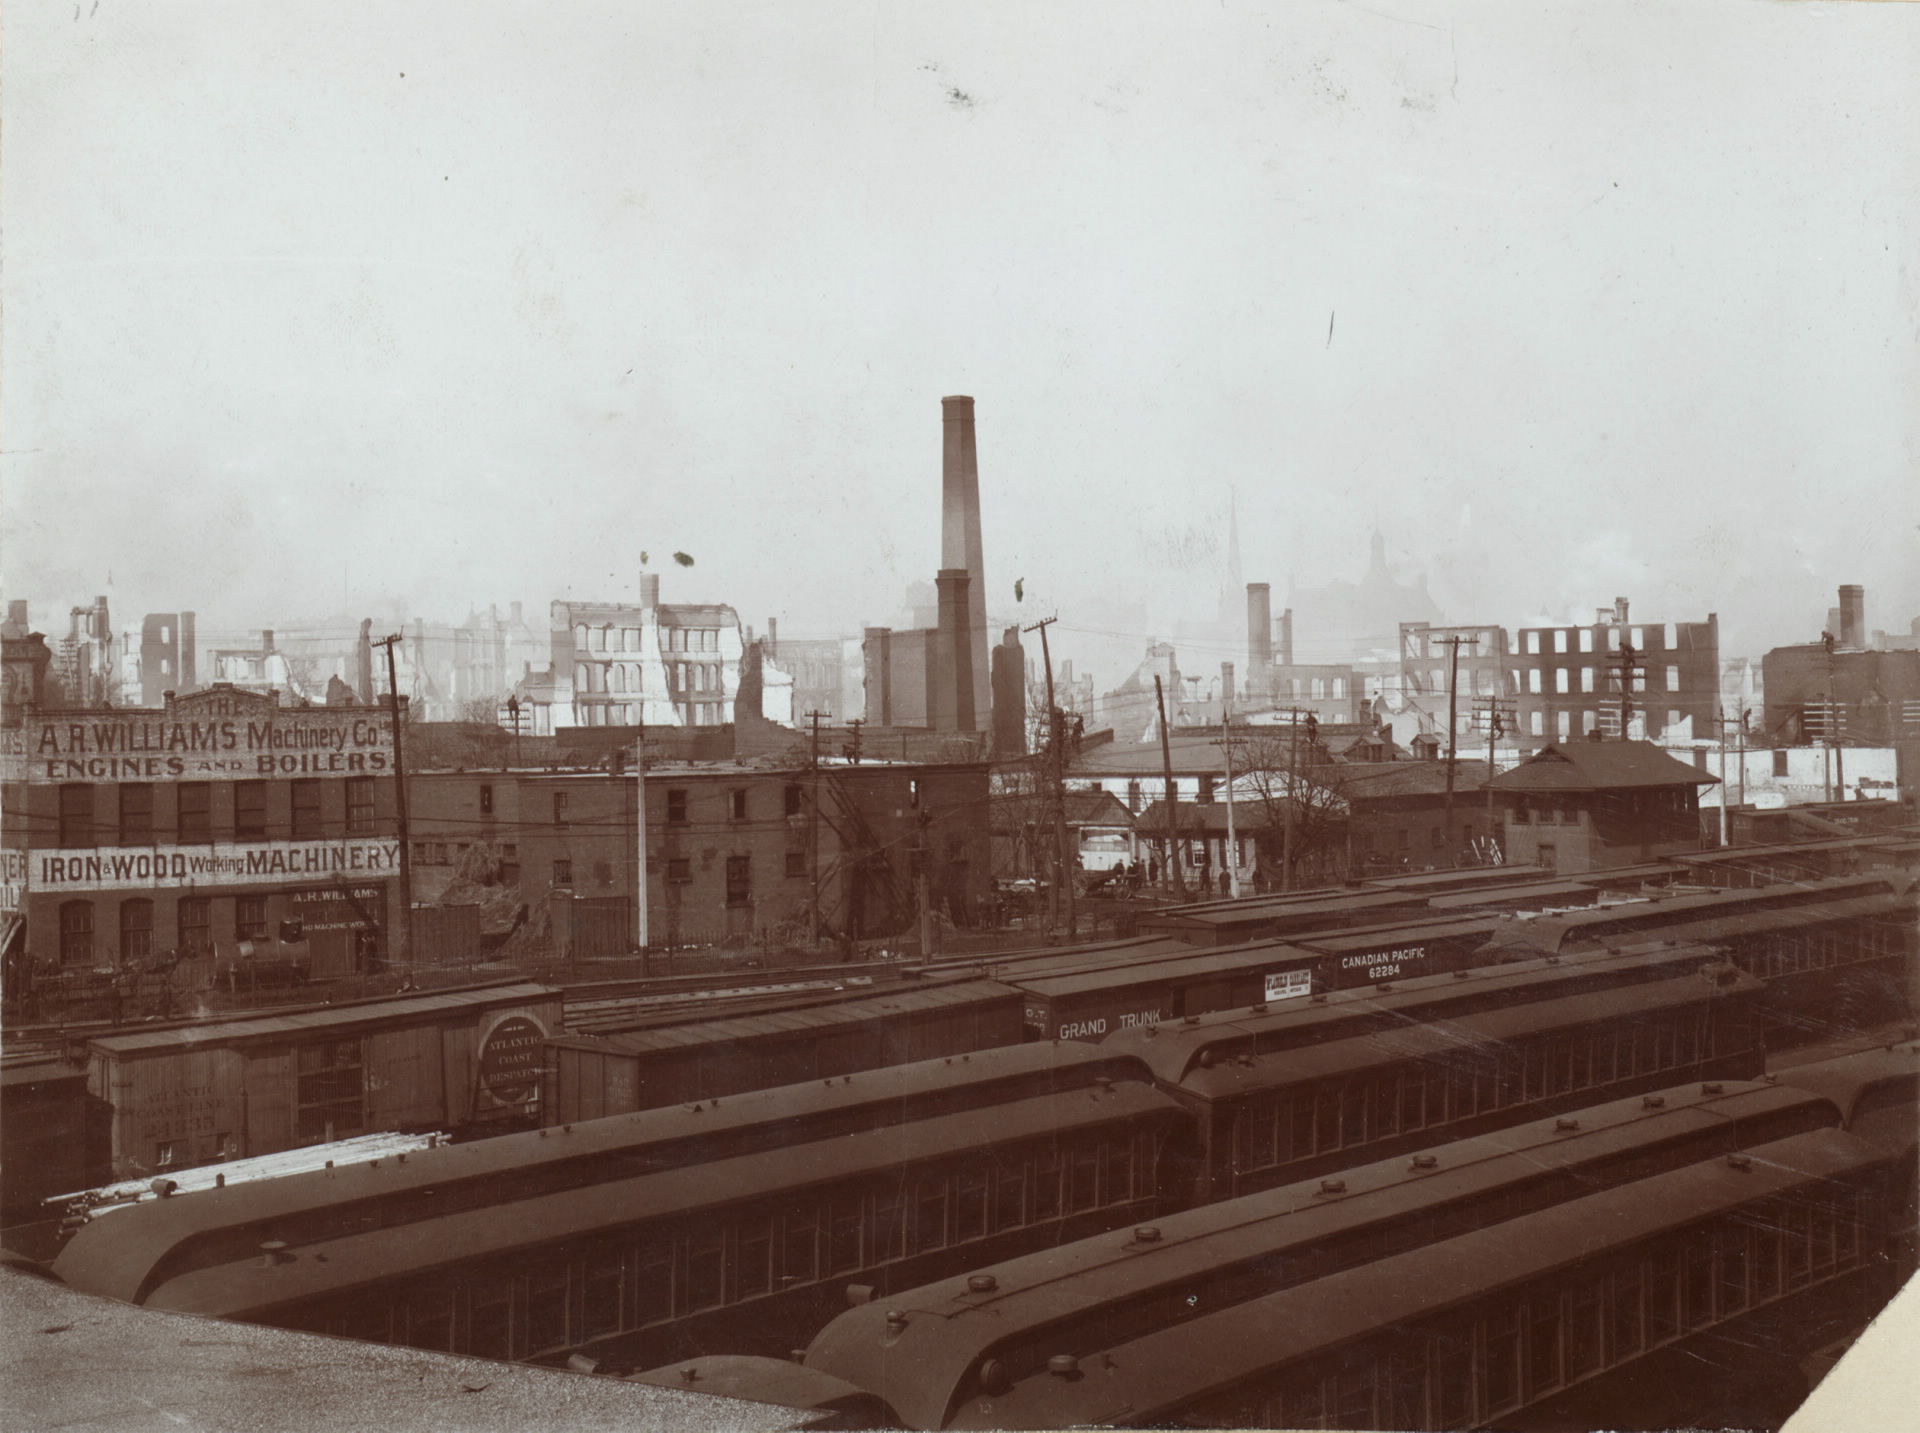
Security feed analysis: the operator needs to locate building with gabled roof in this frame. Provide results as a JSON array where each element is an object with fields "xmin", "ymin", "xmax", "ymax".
[{"xmin": 1488, "ymin": 740, "xmax": 1717, "ymax": 872}]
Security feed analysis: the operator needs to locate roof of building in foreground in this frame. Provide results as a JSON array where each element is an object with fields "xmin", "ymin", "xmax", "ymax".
[
  {"xmin": 0, "ymin": 1265, "xmax": 808, "ymax": 1433},
  {"xmin": 1487, "ymin": 739, "xmax": 1721, "ymax": 793}
]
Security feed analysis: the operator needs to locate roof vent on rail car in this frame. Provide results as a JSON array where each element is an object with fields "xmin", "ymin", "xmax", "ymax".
[
  {"xmin": 1701, "ymin": 1082, "xmax": 1725, "ymax": 1096},
  {"xmin": 967, "ymin": 1274, "xmax": 998, "ymax": 1293},
  {"xmin": 1315, "ymin": 1178, "xmax": 1347, "ymax": 1197},
  {"xmin": 1048, "ymin": 1355, "xmax": 1081, "ymax": 1379},
  {"xmin": 1133, "ymin": 1226, "xmax": 1163, "ymax": 1244},
  {"xmin": 258, "ymin": 1240, "xmax": 292, "ymax": 1268},
  {"xmin": 1183, "ymin": 1014, "xmax": 1201, "ymax": 1025},
  {"xmin": 1408, "ymin": 1154, "xmax": 1439, "ymax": 1171},
  {"xmin": 1726, "ymin": 1154, "xmax": 1753, "ymax": 1172},
  {"xmin": 1250, "ymin": 1002, "xmax": 1268, "ymax": 1014},
  {"xmin": 1554, "ymin": 1117, "xmax": 1580, "ymax": 1133},
  {"xmin": 1643, "ymin": 1095, "xmax": 1667, "ymax": 1109}
]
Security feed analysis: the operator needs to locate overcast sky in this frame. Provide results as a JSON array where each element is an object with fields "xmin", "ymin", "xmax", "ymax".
[{"xmin": 4, "ymin": 1, "xmax": 1916, "ymax": 682}]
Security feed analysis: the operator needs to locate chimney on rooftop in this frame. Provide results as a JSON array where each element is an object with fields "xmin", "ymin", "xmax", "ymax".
[
  {"xmin": 1838, "ymin": 585, "xmax": 1865, "ymax": 649},
  {"xmin": 941, "ymin": 396, "xmax": 990, "ymax": 732},
  {"xmin": 1246, "ymin": 584, "xmax": 1272, "ymax": 697},
  {"xmin": 639, "ymin": 573, "xmax": 660, "ymax": 610},
  {"xmin": 1278, "ymin": 608, "xmax": 1294, "ymax": 667},
  {"xmin": 262, "ymin": 629, "xmax": 274, "ymax": 654},
  {"xmin": 934, "ymin": 569, "xmax": 976, "ymax": 733}
]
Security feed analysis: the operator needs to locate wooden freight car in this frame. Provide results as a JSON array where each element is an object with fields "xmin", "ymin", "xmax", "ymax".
[
  {"xmin": 1009, "ymin": 916, "xmax": 1506, "ymax": 1041},
  {"xmin": 545, "ymin": 977, "xmax": 1026, "ymax": 1124},
  {"xmin": 1130, "ymin": 889, "xmax": 1436, "ymax": 947},
  {"xmin": 82, "ymin": 981, "xmax": 563, "ymax": 1181},
  {"xmin": 0, "ymin": 1057, "xmax": 111, "ymax": 1229}
]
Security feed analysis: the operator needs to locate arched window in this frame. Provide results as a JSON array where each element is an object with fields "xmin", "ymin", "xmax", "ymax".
[
  {"xmin": 575, "ymin": 624, "xmax": 590, "ymax": 651},
  {"xmin": 573, "ymin": 664, "xmax": 590, "ymax": 693},
  {"xmin": 60, "ymin": 900, "xmax": 95, "ymax": 966}
]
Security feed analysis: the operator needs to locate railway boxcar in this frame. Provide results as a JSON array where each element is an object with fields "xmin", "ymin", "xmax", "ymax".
[
  {"xmin": 0, "ymin": 1057, "xmax": 111, "ymax": 1230},
  {"xmin": 51, "ymin": 1039, "xmax": 1187, "ymax": 1375},
  {"xmin": 1103, "ymin": 941, "xmax": 1765, "ymax": 1201},
  {"xmin": 1005, "ymin": 941, "xmax": 1321, "ymax": 1041},
  {"xmin": 1131, "ymin": 889, "xmax": 1436, "ymax": 946},
  {"xmin": 1001, "ymin": 916, "xmax": 1509, "ymax": 1041},
  {"xmin": 798, "ymin": 1071, "xmax": 1884, "ymax": 1430},
  {"xmin": 545, "ymin": 976, "xmax": 1027, "ymax": 1124},
  {"xmin": 79, "ymin": 981, "xmax": 564, "ymax": 1181}
]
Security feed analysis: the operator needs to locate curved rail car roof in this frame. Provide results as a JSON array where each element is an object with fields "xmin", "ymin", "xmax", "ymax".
[
  {"xmin": 1172, "ymin": 969, "xmax": 1764, "ymax": 1103},
  {"xmin": 803, "ymin": 1076, "xmax": 1840, "ymax": 1429},
  {"xmin": 50, "ymin": 1037, "xmax": 1147, "ymax": 1306},
  {"xmin": 1485, "ymin": 873, "xmax": 1909, "ymax": 957},
  {"xmin": 1773, "ymin": 1040, "xmax": 1920, "ymax": 1159},
  {"xmin": 944, "ymin": 1127, "xmax": 1889, "ymax": 1429},
  {"xmin": 1101, "ymin": 939, "xmax": 1742, "ymax": 1086},
  {"xmin": 60, "ymin": 1079, "xmax": 1185, "ymax": 1319},
  {"xmin": 626, "ymin": 1355, "xmax": 896, "ymax": 1421}
]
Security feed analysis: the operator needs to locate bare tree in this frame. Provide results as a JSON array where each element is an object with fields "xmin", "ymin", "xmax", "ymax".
[{"xmin": 1223, "ymin": 725, "xmax": 1353, "ymax": 889}]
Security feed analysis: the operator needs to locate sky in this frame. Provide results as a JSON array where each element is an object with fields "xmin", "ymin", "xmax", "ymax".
[{"xmin": 4, "ymin": 0, "xmax": 1917, "ymax": 685}]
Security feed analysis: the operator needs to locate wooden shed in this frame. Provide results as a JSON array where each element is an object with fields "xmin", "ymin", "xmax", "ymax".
[{"xmin": 84, "ymin": 981, "xmax": 563, "ymax": 1181}]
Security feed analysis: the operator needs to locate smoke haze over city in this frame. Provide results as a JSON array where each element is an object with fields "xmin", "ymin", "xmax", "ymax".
[{"xmin": 5, "ymin": 1, "xmax": 1916, "ymax": 683}]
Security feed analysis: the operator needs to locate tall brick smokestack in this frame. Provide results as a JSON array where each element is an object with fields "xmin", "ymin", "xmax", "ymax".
[
  {"xmin": 942, "ymin": 396, "xmax": 991, "ymax": 732},
  {"xmin": 1838, "ymin": 585, "xmax": 1865, "ymax": 649},
  {"xmin": 934, "ymin": 569, "xmax": 976, "ymax": 733},
  {"xmin": 1246, "ymin": 583, "xmax": 1272, "ymax": 698}
]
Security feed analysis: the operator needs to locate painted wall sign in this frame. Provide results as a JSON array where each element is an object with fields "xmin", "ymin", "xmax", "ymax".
[
  {"xmin": 0, "ymin": 847, "xmax": 25, "ymax": 921},
  {"xmin": 477, "ymin": 1012, "xmax": 547, "ymax": 1108},
  {"xmin": 22, "ymin": 690, "xmax": 393, "ymax": 784},
  {"xmin": 34, "ymin": 840, "xmax": 401, "ymax": 892},
  {"xmin": 289, "ymin": 884, "xmax": 388, "ymax": 931},
  {"xmin": 1336, "ymin": 943, "xmax": 1429, "ymax": 983},
  {"xmin": 1263, "ymin": 968, "xmax": 1313, "ymax": 1002}
]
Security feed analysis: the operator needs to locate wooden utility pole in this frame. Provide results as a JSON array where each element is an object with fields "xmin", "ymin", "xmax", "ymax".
[
  {"xmin": 372, "ymin": 635, "xmax": 415, "ymax": 970},
  {"xmin": 1281, "ymin": 709, "xmax": 1301, "ymax": 892},
  {"xmin": 1153, "ymin": 675, "xmax": 1185, "ymax": 897},
  {"xmin": 806, "ymin": 710, "xmax": 825, "ymax": 947},
  {"xmin": 1474, "ymin": 695, "xmax": 1513, "ymax": 865},
  {"xmin": 1220, "ymin": 663, "xmax": 1240, "ymax": 899},
  {"xmin": 1616, "ymin": 639, "xmax": 1645, "ymax": 740},
  {"xmin": 1024, "ymin": 616, "xmax": 1074, "ymax": 939},
  {"xmin": 633, "ymin": 716, "xmax": 649, "ymax": 970},
  {"xmin": 1438, "ymin": 635, "xmax": 1475, "ymax": 864},
  {"xmin": 1822, "ymin": 632, "xmax": 1845, "ymax": 799}
]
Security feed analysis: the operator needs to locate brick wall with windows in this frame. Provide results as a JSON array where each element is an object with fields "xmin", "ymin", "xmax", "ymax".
[
  {"xmin": 406, "ymin": 761, "xmax": 991, "ymax": 953},
  {"xmin": 10, "ymin": 688, "xmax": 402, "ymax": 976}
]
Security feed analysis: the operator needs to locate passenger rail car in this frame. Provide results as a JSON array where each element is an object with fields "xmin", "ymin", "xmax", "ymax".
[
  {"xmin": 1105, "ymin": 941, "xmax": 1765, "ymax": 1200},
  {"xmin": 50, "ymin": 1041, "xmax": 1187, "ymax": 1374},
  {"xmin": 1493, "ymin": 873, "xmax": 1918, "ymax": 1041},
  {"xmin": 943, "ymin": 1129, "xmax": 1902, "ymax": 1430},
  {"xmin": 795, "ymin": 1046, "xmax": 1917, "ymax": 1430}
]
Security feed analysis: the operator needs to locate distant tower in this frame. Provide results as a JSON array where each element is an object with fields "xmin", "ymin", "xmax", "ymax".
[{"xmin": 941, "ymin": 396, "xmax": 991, "ymax": 732}]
